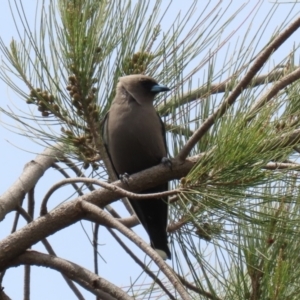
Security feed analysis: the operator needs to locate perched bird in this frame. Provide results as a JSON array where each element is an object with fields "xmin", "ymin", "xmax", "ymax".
[{"xmin": 102, "ymin": 74, "xmax": 171, "ymax": 260}]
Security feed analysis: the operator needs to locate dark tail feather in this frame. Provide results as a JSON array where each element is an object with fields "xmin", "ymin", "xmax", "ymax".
[
  {"xmin": 151, "ymin": 237, "xmax": 171, "ymax": 260},
  {"xmin": 129, "ymin": 183, "xmax": 171, "ymax": 260}
]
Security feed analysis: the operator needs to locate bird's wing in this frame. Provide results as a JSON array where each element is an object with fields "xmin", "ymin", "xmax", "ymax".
[
  {"xmin": 101, "ymin": 111, "xmax": 119, "ymax": 177},
  {"xmin": 157, "ymin": 112, "xmax": 168, "ymax": 155}
]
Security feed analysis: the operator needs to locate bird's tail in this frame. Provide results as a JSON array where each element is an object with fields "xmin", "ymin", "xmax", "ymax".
[
  {"xmin": 152, "ymin": 241, "xmax": 171, "ymax": 260},
  {"xmin": 129, "ymin": 183, "xmax": 171, "ymax": 260}
]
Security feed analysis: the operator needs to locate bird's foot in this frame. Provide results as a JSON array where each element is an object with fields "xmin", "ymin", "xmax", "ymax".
[
  {"xmin": 161, "ymin": 157, "xmax": 172, "ymax": 170},
  {"xmin": 119, "ymin": 172, "xmax": 130, "ymax": 185}
]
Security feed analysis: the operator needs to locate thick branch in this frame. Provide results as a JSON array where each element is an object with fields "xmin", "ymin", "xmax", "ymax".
[
  {"xmin": 0, "ymin": 144, "xmax": 64, "ymax": 221},
  {"xmin": 0, "ymin": 155, "xmax": 199, "ymax": 270},
  {"xmin": 9, "ymin": 250, "xmax": 131, "ymax": 300}
]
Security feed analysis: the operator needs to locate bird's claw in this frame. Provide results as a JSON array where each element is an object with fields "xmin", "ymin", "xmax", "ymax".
[
  {"xmin": 119, "ymin": 172, "xmax": 130, "ymax": 185},
  {"xmin": 161, "ymin": 157, "xmax": 172, "ymax": 170}
]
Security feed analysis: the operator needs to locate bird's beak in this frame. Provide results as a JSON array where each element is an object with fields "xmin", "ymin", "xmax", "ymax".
[{"xmin": 151, "ymin": 84, "xmax": 170, "ymax": 93}]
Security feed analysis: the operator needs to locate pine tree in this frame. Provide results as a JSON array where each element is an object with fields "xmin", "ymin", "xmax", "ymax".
[{"xmin": 1, "ymin": 1, "xmax": 300, "ymax": 299}]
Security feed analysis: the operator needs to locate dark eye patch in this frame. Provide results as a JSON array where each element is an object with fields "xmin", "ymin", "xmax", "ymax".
[{"xmin": 140, "ymin": 79, "xmax": 157, "ymax": 91}]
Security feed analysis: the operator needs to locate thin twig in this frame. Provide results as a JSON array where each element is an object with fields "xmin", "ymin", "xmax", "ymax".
[
  {"xmin": 177, "ymin": 273, "xmax": 223, "ymax": 300},
  {"xmin": 60, "ymin": 157, "xmax": 89, "ymax": 178},
  {"xmin": 93, "ymin": 224, "xmax": 99, "ymax": 276},
  {"xmin": 58, "ymin": 157, "xmax": 96, "ymax": 191},
  {"xmin": 54, "ymin": 160, "xmax": 130, "ymax": 270},
  {"xmin": 52, "ymin": 162, "xmax": 84, "ymax": 195},
  {"xmin": 264, "ymin": 162, "xmax": 300, "ymax": 170},
  {"xmin": 177, "ymin": 17, "xmax": 300, "ymax": 161},
  {"xmin": 40, "ymin": 177, "xmax": 180, "ymax": 215},
  {"xmin": 248, "ymin": 66, "xmax": 300, "ymax": 120},
  {"xmin": 55, "ymin": 159, "xmax": 122, "ymax": 220},
  {"xmin": 24, "ymin": 188, "xmax": 35, "ymax": 300},
  {"xmin": 24, "ymin": 266, "xmax": 30, "ymax": 300}
]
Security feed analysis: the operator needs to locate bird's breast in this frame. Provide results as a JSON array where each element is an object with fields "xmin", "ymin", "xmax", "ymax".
[{"xmin": 107, "ymin": 103, "xmax": 166, "ymax": 175}]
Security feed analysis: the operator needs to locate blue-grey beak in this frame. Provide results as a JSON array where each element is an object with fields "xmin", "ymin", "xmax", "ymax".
[{"xmin": 151, "ymin": 84, "xmax": 170, "ymax": 93}]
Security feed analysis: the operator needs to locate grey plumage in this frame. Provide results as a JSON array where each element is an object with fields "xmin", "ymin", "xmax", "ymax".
[{"xmin": 103, "ymin": 74, "xmax": 171, "ymax": 259}]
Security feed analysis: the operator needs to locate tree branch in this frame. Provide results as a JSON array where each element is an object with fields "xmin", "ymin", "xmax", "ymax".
[
  {"xmin": 0, "ymin": 154, "xmax": 199, "ymax": 270},
  {"xmin": 79, "ymin": 201, "xmax": 191, "ymax": 300},
  {"xmin": 9, "ymin": 250, "xmax": 131, "ymax": 300},
  {"xmin": 51, "ymin": 162, "xmax": 84, "ymax": 195},
  {"xmin": 40, "ymin": 177, "xmax": 181, "ymax": 215},
  {"xmin": 56, "ymin": 159, "xmax": 123, "ymax": 222},
  {"xmin": 0, "ymin": 144, "xmax": 64, "ymax": 221},
  {"xmin": 16, "ymin": 206, "xmax": 85, "ymax": 300},
  {"xmin": 177, "ymin": 16, "xmax": 300, "ymax": 160},
  {"xmin": 266, "ymin": 128, "xmax": 300, "ymax": 150},
  {"xmin": 248, "ymin": 66, "xmax": 300, "ymax": 119},
  {"xmin": 159, "ymin": 69, "xmax": 285, "ymax": 116}
]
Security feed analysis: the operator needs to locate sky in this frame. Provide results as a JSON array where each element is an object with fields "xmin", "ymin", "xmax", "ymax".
[{"xmin": 1, "ymin": 0, "xmax": 300, "ymax": 299}]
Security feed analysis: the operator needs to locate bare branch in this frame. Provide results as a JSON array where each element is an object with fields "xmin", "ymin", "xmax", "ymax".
[
  {"xmin": 85, "ymin": 214, "xmax": 139, "ymax": 229},
  {"xmin": 0, "ymin": 144, "xmax": 64, "ymax": 221},
  {"xmin": 93, "ymin": 224, "xmax": 99, "ymax": 276},
  {"xmin": 264, "ymin": 162, "xmax": 300, "ymax": 170},
  {"xmin": 0, "ymin": 290, "xmax": 11, "ymax": 300},
  {"xmin": 23, "ymin": 265, "xmax": 30, "ymax": 300},
  {"xmin": 266, "ymin": 128, "xmax": 300, "ymax": 150},
  {"xmin": 9, "ymin": 250, "xmax": 131, "ymax": 300},
  {"xmin": 24, "ymin": 188, "xmax": 34, "ymax": 300}
]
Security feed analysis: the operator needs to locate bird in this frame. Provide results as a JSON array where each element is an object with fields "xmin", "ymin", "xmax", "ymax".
[{"xmin": 102, "ymin": 74, "xmax": 171, "ymax": 260}]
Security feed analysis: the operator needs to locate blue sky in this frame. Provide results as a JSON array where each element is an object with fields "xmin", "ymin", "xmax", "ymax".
[{"xmin": 1, "ymin": 1, "xmax": 300, "ymax": 299}]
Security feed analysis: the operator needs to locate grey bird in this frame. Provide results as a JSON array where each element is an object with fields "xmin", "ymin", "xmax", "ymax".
[{"xmin": 102, "ymin": 74, "xmax": 171, "ymax": 260}]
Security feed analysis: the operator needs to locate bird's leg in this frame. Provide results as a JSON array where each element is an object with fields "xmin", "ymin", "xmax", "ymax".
[
  {"xmin": 119, "ymin": 172, "xmax": 130, "ymax": 185},
  {"xmin": 161, "ymin": 157, "xmax": 172, "ymax": 170}
]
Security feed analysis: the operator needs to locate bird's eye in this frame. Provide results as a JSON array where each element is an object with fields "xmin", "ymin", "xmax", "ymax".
[{"xmin": 140, "ymin": 80, "xmax": 157, "ymax": 91}]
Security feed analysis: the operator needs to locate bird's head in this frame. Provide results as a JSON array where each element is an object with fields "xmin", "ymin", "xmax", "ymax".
[{"xmin": 117, "ymin": 74, "xmax": 170, "ymax": 105}]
